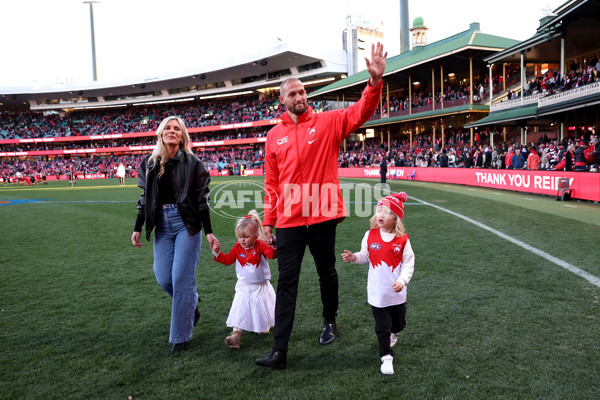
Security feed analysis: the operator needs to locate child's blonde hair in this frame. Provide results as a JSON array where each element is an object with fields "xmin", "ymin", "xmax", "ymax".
[
  {"xmin": 369, "ymin": 206, "xmax": 406, "ymax": 237},
  {"xmin": 234, "ymin": 210, "xmax": 264, "ymax": 239}
]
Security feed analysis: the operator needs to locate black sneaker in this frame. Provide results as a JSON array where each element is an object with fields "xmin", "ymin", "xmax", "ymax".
[{"xmin": 319, "ymin": 322, "xmax": 337, "ymax": 345}]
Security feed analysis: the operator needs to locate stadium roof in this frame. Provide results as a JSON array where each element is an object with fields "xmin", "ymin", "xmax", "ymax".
[
  {"xmin": 309, "ymin": 23, "xmax": 520, "ymax": 101},
  {"xmin": 484, "ymin": 0, "xmax": 600, "ymax": 65},
  {"xmin": 463, "ymin": 105, "xmax": 539, "ymax": 128},
  {"xmin": 0, "ymin": 41, "xmax": 347, "ymax": 111},
  {"xmin": 365, "ymin": 104, "xmax": 489, "ymax": 128}
]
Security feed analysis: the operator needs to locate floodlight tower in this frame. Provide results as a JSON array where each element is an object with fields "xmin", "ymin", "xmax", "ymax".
[{"xmin": 83, "ymin": 1, "xmax": 100, "ymax": 81}]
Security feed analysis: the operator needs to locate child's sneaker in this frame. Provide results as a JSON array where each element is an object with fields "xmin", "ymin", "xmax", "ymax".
[
  {"xmin": 224, "ymin": 331, "xmax": 242, "ymax": 349},
  {"xmin": 380, "ymin": 354, "xmax": 394, "ymax": 374},
  {"xmin": 390, "ymin": 332, "xmax": 399, "ymax": 347}
]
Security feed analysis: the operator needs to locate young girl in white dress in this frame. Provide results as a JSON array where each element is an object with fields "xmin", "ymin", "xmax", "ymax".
[
  {"xmin": 213, "ymin": 210, "xmax": 276, "ymax": 349},
  {"xmin": 341, "ymin": 192, "xmax": 415, "ymax": 375}
]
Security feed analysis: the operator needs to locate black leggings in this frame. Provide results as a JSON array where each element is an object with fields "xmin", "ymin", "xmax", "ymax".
[{"xmin": 371, "ymin": 303, "xmax": 406, "ymax": 357}]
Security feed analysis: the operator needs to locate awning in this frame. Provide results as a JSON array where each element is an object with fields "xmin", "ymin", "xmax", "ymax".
[{"xmin": 464, "ymin": 104, "xmax": 538, "ymax": 128}]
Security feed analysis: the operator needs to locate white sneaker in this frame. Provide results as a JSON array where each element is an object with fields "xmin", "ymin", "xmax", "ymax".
[
  {"xmin": 380, "ymin": 355, "xmax": 394, "ymax": 375},
  {"xmin": 390, "ymin": 332, "xmax": 399, "ymax": 348}
]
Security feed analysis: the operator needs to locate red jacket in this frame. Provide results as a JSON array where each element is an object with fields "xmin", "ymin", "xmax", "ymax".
[{"xmin": 263, "ymin": 81, "xmax": 382, "ymax": 228}]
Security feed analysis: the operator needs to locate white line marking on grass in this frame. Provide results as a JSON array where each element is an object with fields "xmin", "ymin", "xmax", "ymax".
[{"xmin": 410, "ymin": 195, "xmax": 600, "ymax": 288}]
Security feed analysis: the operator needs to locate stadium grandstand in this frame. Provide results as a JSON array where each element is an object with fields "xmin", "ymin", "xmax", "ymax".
[
  {"xmin": 1, "ymin": 0, "xmax": 599, "ymax": 201},
  {"xmin": 0, "ymin": 40, "xmax": 349, "ymax": 179}
]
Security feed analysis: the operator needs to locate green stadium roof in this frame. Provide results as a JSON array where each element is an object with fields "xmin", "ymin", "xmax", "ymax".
[
  {"xmin": 464, "ymin": 104, "xmax": 538, "ymax": 128},
  {"xmin": 365, "ymin": 104, "xmax": 489, "ymax": 128}
]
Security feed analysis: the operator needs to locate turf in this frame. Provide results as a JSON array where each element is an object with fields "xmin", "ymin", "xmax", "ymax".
[{"xmin": 1, "ymin": 176, "xmax": 598, "ymax": 400}]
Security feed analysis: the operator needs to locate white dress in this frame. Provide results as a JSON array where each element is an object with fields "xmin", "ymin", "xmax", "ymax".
[{"xmin": 214, "ymin": 240, "xmax": 276, "ymax": 333}]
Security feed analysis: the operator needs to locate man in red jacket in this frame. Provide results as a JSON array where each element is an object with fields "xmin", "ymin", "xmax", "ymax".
[{"xmin": 256, "ymin": 43, "xmax": 387, "ymax": 369}]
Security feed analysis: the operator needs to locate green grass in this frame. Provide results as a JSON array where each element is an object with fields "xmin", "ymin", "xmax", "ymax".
[{"xmin": 1, "ymin": 177, "xmax": 599, "ymax": 399}]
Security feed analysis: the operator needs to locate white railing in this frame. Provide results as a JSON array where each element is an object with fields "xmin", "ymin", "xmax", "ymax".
[
  {"xmin": 538, "ymin": 81, "xmax": 600, "ymax": 108},
  {"xmin": 489, "ymin": 81, "xmax": 600, "ymax": 113},
  {"xmin": 490, "ymin": 94, "xmax": 540, "ymax": 112}
]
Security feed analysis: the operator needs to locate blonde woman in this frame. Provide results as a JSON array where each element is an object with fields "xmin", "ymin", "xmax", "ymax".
[{"xmin": 131, "ymin": 116, "xmax": 219, "ymax": 353}]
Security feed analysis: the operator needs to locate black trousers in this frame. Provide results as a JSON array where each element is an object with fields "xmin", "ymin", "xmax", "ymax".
[
  {"xmin": 272, "ymin": 219, "xmax": 339, "ymax": 352},
  {"xmin": 371, "ymin": 303, "xmax": 406, "ymax": 357}
]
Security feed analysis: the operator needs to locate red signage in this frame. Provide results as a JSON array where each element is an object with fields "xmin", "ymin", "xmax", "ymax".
[
  {"xmin": 0, "ymin": 119, "xmax": 279, "ymax": 146},
  {"xmin": 0, "ymin": 138, "xmax": 267, "ymax": 157},
  {"xmin": 337, "ymin": 167, "xmax": 600, "ymax": 202}
]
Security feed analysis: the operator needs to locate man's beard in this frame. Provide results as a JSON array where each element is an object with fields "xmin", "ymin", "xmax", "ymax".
[{"xmin": 289, "ymin": 102, "xmax": 307, "ymax": 115}]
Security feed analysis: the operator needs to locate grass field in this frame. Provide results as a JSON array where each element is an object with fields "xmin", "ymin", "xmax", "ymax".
[{"xmin": 1, "ymin": 176, "xmax": 599, "ymax": 400}]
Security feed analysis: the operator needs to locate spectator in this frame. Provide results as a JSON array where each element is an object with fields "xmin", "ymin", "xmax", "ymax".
[
  {"xmin": 447, "ymin": 149, "xmax": 456, "ymax": 167},
  {"xmin": 555, "ymin": 144, "xmax": 575, "ymax": 171},
  {"xmin": 527, "ymin": 147, "xmax": 540, "ymax": 170},
  {"xmin": 380, "ymin": 157, "xmax": 387, "ymax": 184},
  {"xmin": 505, "ymin": 146, "xmax": 515, "ymax": 169},
  {"xmin": 512, "ymin": 148, "xmax": 525, "ymax": 169},
  {"xmin": 482, "ymin": 146, "xmax": 491, "ymax": 168},
  {"xmin": 574, "ymin": 142, "xmax": 588, "ymax": 171},
  {"xmin": 439, "ymin": 149, "xmax": 449, "ymax": 167}
]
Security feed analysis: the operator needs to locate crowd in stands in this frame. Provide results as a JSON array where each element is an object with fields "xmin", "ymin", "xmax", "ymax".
[
  {"xmin": 374, "ymin": 77, "xmax": 496, "ymax": 116},
  {"xmin": 339, "ymin": 130, "xmax": 600, "ymax": 172},
  {"xmin": 0, "ymin": 96, "xmax": 324, "ymax": 140},
  {"xmin": 0, "ymin": 154, "xmax": 145, "ymax": 184},
  {"xmin": 0, "ymin": 129, "xmax": 270, "ymax": 153},
  {"xmin": 3, "ymin": 130, "xmax": 598, "ymax": 185},
  {"xmin": 517, "ymin": 57, "xmax": 600, "ymax": 99},
  {"xmin": 0, "ymin": 144, "xmax": 266, "ymax": 184}
]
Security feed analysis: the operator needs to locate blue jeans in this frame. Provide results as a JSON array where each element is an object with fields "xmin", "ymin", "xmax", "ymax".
[{"xmin": 153, "ymin": 204, "xmax": 201, "ymax": 344}]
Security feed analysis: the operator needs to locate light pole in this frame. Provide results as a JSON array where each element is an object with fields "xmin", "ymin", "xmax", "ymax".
[{"xmin": 83, "ymin": 1, "xmax": 100, "ymax": 81}]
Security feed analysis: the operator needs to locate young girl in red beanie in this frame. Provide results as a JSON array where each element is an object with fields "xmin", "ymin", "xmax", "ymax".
[{"xmin": 341, "ymin": 192, "xmax": 415, "ymax": 375}]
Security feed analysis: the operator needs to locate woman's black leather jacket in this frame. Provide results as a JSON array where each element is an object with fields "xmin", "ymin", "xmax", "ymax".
[{"xmin": 135, "ymin": 149, "xmax": 211, "ymax": 241}]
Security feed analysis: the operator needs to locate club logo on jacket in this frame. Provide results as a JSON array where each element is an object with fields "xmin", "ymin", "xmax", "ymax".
[
  {"xmin": 393, "ymin": 244, "xmax": 402, "ymax": 254},
  {"xmin": 308, "ymin": 128, "xmax": 317, "ymax": 144},
  {"xmin": 369, "ymin": 243, "xmax": 381, "ymax": 250},
  {"xmin": 277, "ymin": 136, "xmax": 288, "ymax": 145}
]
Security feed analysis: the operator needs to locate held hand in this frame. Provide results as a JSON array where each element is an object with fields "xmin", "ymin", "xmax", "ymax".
[
  {"xmin": 131, "ymin": 231, "xmax": 142, "ymax": 248},
  {"xmin": 392, "ymin": 281, "xmax": 404, "ymax": 292},
  {"xmin": 206, "ymin": 233, "xmax": 219, "ymax": 252},
  {"xmin": 341, "ymin": 250, "xmax": 356, "ymax": 263},
  {"xmin": 263, "ymin": 226, "xmax": 274, "ymax": 245},
  {"xmin": 365, "ymin": 42, "xmax": 387, "ymax": 87},
  {"xmin": 213, "ymin": 241, "xmax": 221, "ymax": 254}
]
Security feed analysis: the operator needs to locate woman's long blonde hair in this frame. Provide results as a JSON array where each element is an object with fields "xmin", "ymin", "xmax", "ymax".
[
  {"xmin": 369, "ymin": 206, "xmax": 406, "ymax": 237},
  {"xmin": 235, "ymin": 210, "xmax": 265, "ymax": 240},
  {"xmin": 149, "ymin": 116, "xmax": 192, "ymax": 178}
]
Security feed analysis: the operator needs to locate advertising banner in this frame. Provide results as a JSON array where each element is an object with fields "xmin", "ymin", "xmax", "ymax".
[{"xmin": 337, "ymin": 167, "xmax": 600, "ymax": 202}]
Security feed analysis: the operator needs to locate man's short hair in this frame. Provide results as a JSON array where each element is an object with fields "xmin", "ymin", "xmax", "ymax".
[{"xmin": 279, "ymin": 78, "xmax": 302, "ymax": 96}]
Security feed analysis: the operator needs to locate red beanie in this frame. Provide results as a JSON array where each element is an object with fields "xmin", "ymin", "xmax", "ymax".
[{"xmin": 377, "ymin": 192, "xmax": 408, "ymax": 220}]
